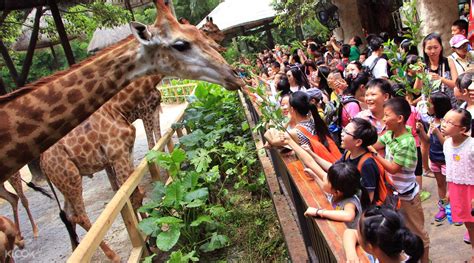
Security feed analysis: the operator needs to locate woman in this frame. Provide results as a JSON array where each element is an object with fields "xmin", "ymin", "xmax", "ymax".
[
  {"xmin": 304, "ymin": 59, "xmax": 319, "ymax": 88},
  {"xmin": 286, "ymin": 67, "xmax": 311, "ymax": 92},
  {"xmin": 414, "ymin": 33, "xmax": 457, "ymax": 106}
]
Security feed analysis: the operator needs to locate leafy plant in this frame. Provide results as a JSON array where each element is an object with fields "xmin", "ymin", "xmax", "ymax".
[
  {"xmin": 383, "ymin": 0, "xmax": 440, "ymax": 98},
  {"xmin": 141, "ymin": 81, "xmax": 271, "ymax": 262}
]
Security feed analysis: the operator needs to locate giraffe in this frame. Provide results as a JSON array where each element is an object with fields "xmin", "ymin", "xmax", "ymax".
[
  {"xmin": 127, "ymin": 79, "xmax": 162, "ymax": 149},
  {"xmin": 0, "ymin": 216, "xmax": 24, "ymax": 263},
  {"xmin": 0, "ymin": 171, "xmax": 39, "ymax": 241},
  {"xmin": 40, "ymin": 75, "xmax": 165, "ymax": 261},
  {"xmin": 0, "ymin": 0, "xmax": 243, "ymax": 181},
  {"xmin": 200, "ymin": 16, "xmax": 225, "ymax": 43}
]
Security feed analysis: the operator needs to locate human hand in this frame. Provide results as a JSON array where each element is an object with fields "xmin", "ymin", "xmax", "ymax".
[
  {"xmin": 429, "ymin": 72, "xmax": 441, "ymax": 81},
  {"xmin": 367, "ymin": 145, "xmax": 377, "ymax": 154},
  {"xmin": 304, "ymin": 206, "xmax": 319, "ymax": 217},
  {"xmin": 415, "ymin": 121, "xmax": 424, "ymax": 134},
  {"xmin": 303, "ymin": 168, "xmax": 316, "ymax": 181},
  {"xmin": 301, "ymin": 144, "xmax": 312, "ymax": 152}
]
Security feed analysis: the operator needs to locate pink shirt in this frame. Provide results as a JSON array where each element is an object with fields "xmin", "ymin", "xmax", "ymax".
[
  {"xmin": 355, "ymin": 110, "xmax": 386, "ymax": 136},
  {"xmin": 341, "ymin": 102, "xmax": 362, "ymax": 127},
  {"xmin": 406, "ymin": 106, "xmax": 421, "ymax": 147}
]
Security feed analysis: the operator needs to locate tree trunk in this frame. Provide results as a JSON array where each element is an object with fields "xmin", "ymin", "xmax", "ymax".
[{"xmin": 0, "ymin": 77, "xmax": 7, "ymax": 95}]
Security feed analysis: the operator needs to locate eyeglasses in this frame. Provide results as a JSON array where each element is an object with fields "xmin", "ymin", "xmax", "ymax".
[
  {"xmin": 341, "ymin": 128, "xmax": 356, "ymax": 137},
  {"xmin": 441, "ymin": 118, "xmax": 462, "ymax": 127}
]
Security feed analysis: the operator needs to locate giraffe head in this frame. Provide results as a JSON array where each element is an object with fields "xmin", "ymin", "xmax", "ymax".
[
  {"xmin": 129, "ymin": 0, "xmax": 241, "ymax": 90},
  {"xmin": 200, "ymin": 17, "xmax": 225, "ymax": 43}
]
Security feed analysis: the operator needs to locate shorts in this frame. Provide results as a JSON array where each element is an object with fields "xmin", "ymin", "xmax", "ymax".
[
  {"xmin": 429, "ymin": 161, "xmax": 446, "ymax": 175},
  {"xmin": 415, "ymin": 147, "xmax": 422, "ymax": 176}
]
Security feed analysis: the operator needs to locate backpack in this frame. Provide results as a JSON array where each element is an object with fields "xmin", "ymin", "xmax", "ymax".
[
  {"xmin": 328, "ymin": 96, "xmax": 361, "ymax": 148},
  {"xmin": 344, "ymin": 151, "xmax": 401, "ymax": 210},
  {"xmin": 362, "ymin": 56, "xmax": 381, "ymax": 79},
  {"xmin": 296, "ymin": 126, "xmax": 342, "ymax": 163}
]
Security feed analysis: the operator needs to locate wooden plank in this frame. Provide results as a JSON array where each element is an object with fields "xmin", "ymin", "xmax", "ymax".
[
  {"xmin": 148, "ymin": 162, "xmax": 162, "ymax": 182},
  {"xmin": 68, "ymin": 109, "xmax": 187, "ymax": 262},
  {"xmin": 127, "ymin": 246, "xmax": 144, "ymax": 263},
  {"xmin": 120, "ymin": 200, "xmax": 146, "ymax": 250}
]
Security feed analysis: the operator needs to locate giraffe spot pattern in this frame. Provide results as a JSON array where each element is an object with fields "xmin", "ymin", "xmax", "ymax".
[
  {"xmin": 17, "ymin": 122, "xmax": 39, "ymax": 137},
  {"xmin": 59, "ymin": 73, "xmax": 78, "ymax": 87},
  {"xmin": 50, "ymin": 105, "xmax": 67, "ymax": 119},
  {"xmin": 67, "ymin": 90, "xmax": 84, "ymax": 104}
]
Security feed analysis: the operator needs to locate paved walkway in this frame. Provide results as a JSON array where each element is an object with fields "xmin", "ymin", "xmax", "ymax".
[{"xmin": 421, "ymin": 175, "xmax": 471, "ymax": 262}]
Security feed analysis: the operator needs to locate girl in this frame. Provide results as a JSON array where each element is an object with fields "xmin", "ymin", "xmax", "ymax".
[
  {"xmin": 417, "ymin": 92, "xmax": 452, "ymax": 221},
  {"xmin": 303, "ymin": 59, "xmax": 319, "ymax": 88},
  {"xmin": 448, "ymin": 34, "xmax": 474, "ymax": 75},
  {"xmin": 441, "ymin": 109, "xmax": 474, "ymax": 257},
  {"xmin": 414, "ymin": 33, "xmax": 458, "ymax": 106},
  {"xmin": 356, "ymin": 78, "xmax": 394, "ymax": 136},
  {"xmin": 340, "ymin": 72, "xmax": 369, "ymax": 128},
  {"xmin": 288, "ymin": 91, "xmax": 341, "ymax": 162},
  {"xmin": 280, "ymin": 93, "xmax": 296, "ymax": 131},
  {"xmin": 304, "ymin": 163, "xmax": 362, "ymax": 229},
  {"xmin": 344, "ymin": 206, "xmax": 424, "ymax": 263}
]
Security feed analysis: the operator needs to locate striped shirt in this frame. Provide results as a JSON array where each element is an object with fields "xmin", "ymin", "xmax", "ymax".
[
  {"xmin": 295, "ymin": 119, "xmax": 315, "ymax": 146},
  {"xmin": 379, "ymin": 129, "xmax": 418, "ymax": 200}
]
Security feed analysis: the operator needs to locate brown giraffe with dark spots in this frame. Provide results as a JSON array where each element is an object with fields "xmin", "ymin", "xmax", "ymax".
[
  {"xmin": 0, "ymin": 172, "xmax": 38, "ymax": 240},
  {"xmin": 0, "ymin": 0, "xmax": 243, "ymax": 181},
  {"xmin": 0, "ymin": 216, "xmax": 24, "ymax": 263},
  {"xmin": 39, "ymin": 76, "xmax": 164, "ymax": 261},
  {"xmin": 200, "ymin": 16, "xmax": 225, "ymax": 43}
]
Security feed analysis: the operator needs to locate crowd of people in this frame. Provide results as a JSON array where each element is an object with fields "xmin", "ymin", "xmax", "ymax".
[{"xmin": 247, "ymin": 18, "xmax": 474, "ymax": 263}]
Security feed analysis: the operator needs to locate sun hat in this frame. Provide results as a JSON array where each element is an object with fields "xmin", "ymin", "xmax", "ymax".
[{"xmin": 450, "ymin": 34, "xmax": 469, "ymax": 48}]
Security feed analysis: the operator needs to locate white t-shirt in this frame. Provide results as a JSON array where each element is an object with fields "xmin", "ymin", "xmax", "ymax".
[{"xmin": 363, "ymin": 54, "xmax": 388, "ymax": 78}]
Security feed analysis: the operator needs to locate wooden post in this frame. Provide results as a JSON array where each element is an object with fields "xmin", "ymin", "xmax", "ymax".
[
  {"xmin": 167, "ymin": 139, "xmax": 174, "ymax": 153},
  {"xmin": 17, "ymin": 6, "xmax": 42, "ymax": 87},
  {"xmin": 176, "ymin": 127, "xmax": 183, "ymax": 138},
  {"xmin": 120, "ymin": 200, "xmax": 147, "ymax": 253},
  {"xmin": 148, "ymin": 162, "xmax": 162, "ymax": 182}
]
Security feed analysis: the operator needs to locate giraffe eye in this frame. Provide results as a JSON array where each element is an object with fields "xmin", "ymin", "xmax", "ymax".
[{"xmin": 171, "ymin": 40, "xmax": 191, "ymax": 52}]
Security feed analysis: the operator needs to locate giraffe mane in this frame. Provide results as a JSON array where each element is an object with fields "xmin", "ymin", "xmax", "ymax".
[{"xmin": 0, "ymin": 35, "xmax": 136, "ymax": 104}]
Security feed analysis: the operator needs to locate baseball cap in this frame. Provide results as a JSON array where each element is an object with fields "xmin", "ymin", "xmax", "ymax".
[
  {"xmin": 306, "ymin": 88, "xmax": 323, "ymax": 101},
  {"xmin": 450, "ymin": 34, "xmax": 469, "ymax": 48}
]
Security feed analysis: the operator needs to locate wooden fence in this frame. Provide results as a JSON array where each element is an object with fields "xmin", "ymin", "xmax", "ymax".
[{"xmin": 67, "ymin": 85, "xmax": 191, "ymax": 263}]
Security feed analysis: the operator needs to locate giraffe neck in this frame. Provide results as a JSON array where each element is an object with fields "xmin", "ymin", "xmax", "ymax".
[
  {"xmin": 109, "ymin": 75, "xmax": 163, "ymax": 118},
  {"xmin": 0, "ymin": 38, "xmax": 158, "ymax": 178}
]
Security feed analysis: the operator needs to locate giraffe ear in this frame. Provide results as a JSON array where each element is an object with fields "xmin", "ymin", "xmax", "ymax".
[{"xmin": 130, "ymin": 21, "xmax": 156, "ymax": 46}]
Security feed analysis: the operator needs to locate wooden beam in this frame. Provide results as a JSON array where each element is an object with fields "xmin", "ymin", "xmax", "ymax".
[
  {"xmin": 48, "ymin": 0, "xmax": 75, "ymax": 66},
  {"xmin": 17, "ymin": 6, "xmax": 42, "ymax": 87},
  {"xmin": 0, "ymin": 40, "xmax": 20, "ymax": 87}
]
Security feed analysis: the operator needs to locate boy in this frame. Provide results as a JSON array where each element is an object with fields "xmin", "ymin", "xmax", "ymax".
[
  {"xmin": 452, "ymin": 19, "xmax": 469, "ymax": 37},
  {"xmin": 370, "ymin": 97, "xmax": 430, "ymax": 263}
]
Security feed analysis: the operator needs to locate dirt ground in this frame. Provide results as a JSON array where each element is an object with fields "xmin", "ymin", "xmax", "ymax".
[{"xmin": 0, "ymin": 103, "xmax": 186, "ymax": 262}]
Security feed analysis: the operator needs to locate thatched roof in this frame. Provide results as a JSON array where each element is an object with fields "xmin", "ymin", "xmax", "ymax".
[
  {"xmin": 12, "ymin": 8, "xmax": 78, "ymax": 51},
  {"xmin": 197, "ymin": 0, "xmax": 276, "ymax": 36},
  {"xmin": 87, "ymin": 24, "xmax": 131, "ymax": 53}
]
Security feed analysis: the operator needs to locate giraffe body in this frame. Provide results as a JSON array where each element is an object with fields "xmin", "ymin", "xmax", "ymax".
[{"xmin": 0, "ymin": 0, "xmax": 243, "ymax": 180}]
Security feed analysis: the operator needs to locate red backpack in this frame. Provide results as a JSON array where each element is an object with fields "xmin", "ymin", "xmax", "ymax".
[
  {"xmin": 344, "ymin": 151, "xmax": 400, "ymax": 210},
  {"xmin": 296, "ymin": 126, "xmax": 341, "ymax": 163}
]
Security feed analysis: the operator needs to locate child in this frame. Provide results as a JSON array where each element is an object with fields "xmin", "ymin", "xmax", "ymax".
[
  {"xmin": 454, "ymin": 72, "xmax": 474, "ymax": 136},
  {"xmin": 297, "ymin": 118, "xmax": 380, "ymax": 209},
  {"xmin": 416, "ymin": 92, "xmax": 452, "ymax": 221},
  {"xmin": 371, "ymin": 97, "xmax": 430, "ymax": 263},
  {"xmin": 343, "ymin": 206, "xmax": 424, "ymax": 263},
  {"xmin": 303, "ymin": 163, "xmax": 362, "ymax": 229},
  {"xmin": 441, "ymin": 109, "xmax": 474, "ymax": 253}
]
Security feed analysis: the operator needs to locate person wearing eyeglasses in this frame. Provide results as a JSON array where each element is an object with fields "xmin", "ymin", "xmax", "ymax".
[
  {"xmin": 441, "ymin": 108, "xmax": 474, "ymax": 250},
  {"xmin": 454, "ymin": 72, "xmax": 474, "ymax": 137}
]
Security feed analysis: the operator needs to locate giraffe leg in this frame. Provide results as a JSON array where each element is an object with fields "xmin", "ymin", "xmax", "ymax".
[
  {"xmin": 9, "ymin": 173, "xmax": 38, "ymax": 238},
  {"xmin": 0, "ymin": 179, "xmax": 22, "ymax": 241},
  {"xmin": 112, "ymin": 156, "xmax": 144, "ymax": 211},
  {"xmin": 42, "ymin": 157, "xmax": 120, "ymax": 262},
  {"xmin": 143, "ymin": 114, "xmax": 156, "ymax": 150},
  {"xmin": 153, "ymin": 104, "xmax": 162, "ymax": 141}
]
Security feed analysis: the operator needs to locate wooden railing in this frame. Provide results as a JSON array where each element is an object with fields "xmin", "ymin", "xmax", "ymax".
[
  {"xmin": 239, "ymin": 90, "xmax": 369, "ymax": 262},
  {"xmin": 67, "ymin": 102, "xmax": 188, "ymax": 263}
]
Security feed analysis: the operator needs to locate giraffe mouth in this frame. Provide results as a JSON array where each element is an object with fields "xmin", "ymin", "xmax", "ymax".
[{"xmin": 223, "ymin": 70, "xmax": 244, "ymax": 90}]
